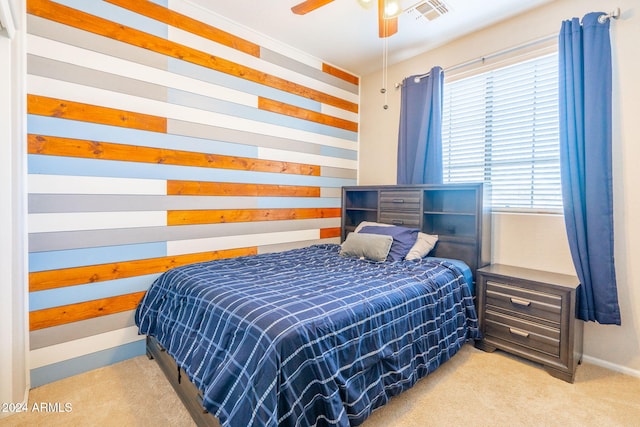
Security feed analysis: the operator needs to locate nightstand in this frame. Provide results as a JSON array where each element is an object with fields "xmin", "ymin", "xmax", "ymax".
[{"xmin": 475, "ymin": 264, "xmax": 584, "ymax": 383}]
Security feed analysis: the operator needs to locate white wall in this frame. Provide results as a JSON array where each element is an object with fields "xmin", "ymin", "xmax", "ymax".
[
  {"xmin": 0, "ymin": 0, "xmax": 28, "ymax": 417},
  {"xmin": 359, "ymin": 0, "xmax": 640, "ymax": 376}
]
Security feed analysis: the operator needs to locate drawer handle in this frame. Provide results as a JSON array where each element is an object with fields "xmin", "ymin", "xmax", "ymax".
[
  {"xmin": 509, "ymin": 328, "xmax": 530, "ymax": 338},
  {"xmin": 392, "ymin": 199, "xmax": 405, "ymax": 203},
  {"xmin": 391, "ymin": 220, "xmax": 404, "ymax": 225},
  {"xmin": 510, "ymin": 297, "xmax": 532, "ymax": 307}
]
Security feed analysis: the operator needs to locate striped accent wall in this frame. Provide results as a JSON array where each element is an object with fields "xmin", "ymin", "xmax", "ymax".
[{"xmin": 26, "ymin": 0, "xmax": 358, "ymax": 387}]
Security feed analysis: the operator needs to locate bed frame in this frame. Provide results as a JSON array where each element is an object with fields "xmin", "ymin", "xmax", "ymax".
[
  {"xmin": 145, "ymin": 183, "xmax": 489, "ymax": 426},
  {"xmin": 147, "ymin": 335, "xmax": 221, "ymax": 427}
]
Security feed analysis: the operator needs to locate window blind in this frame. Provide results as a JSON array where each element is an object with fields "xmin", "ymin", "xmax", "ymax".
[{"xmin": 442, "ymin": 53, "xmax": 561, "ymax": 212}]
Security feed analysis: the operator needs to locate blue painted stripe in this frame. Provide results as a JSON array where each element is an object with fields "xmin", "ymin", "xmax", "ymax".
[
  {"xmin": 54, "ymin": 0, "xmax": 167, "ymax": 38},
  {"xmin": 29, "ymin": 242, "xmax": 167, "ymax": 272},
  {"xmin": 30, "ymin": 274, "xmax": 160, "ymax": 311},
  {"xmin": 30, "ymin": 340, "xmax": 145, "ymax": 388},
  {"xmin": 257, "ymin": 197, "xmax": 341, "ymax": 209},
  {"xmin": 320, "ymin": 145, "xmax": 358, "ymax": 161},
  {"xmin": 28, "ymin": 155, "xmax": 357, "ymax": 188},
  {"xmin": 28, "ymin": 115, "xmax": 258, "ymax": 158},
  {"xmin": 168, "ymin": 88, "xmax": 356, "ymax": 141},
  {"xmin": 149, "ymin": 0, "xmax": 167, "ymax": 6},
  {"xmin": 168, "ymin": 58, "xmax": 324, "ymax": 113}
]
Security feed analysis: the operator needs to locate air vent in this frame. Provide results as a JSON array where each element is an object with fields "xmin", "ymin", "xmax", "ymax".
[{"xmin": 406, "ymin": 0, "xmax": 449, "ymax": 22}]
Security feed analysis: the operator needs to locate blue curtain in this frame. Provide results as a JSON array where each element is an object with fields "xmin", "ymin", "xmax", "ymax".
[
  {"xmin": 397, "ymin": 66, "xmax": 444, "ymax": 184},
  {"xmin": 559, "ymin": 12, "xmax": 621, "ymax": 324}
]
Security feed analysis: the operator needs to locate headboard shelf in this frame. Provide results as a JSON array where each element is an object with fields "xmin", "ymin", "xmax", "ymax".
[{"xmin": 341, "ymin": 183, "xmax": 491, "ymax": 283}]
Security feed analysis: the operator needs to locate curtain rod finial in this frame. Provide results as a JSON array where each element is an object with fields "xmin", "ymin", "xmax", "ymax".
[{"xmin": 598, "ymin": 8, "xmax": 621, "ymax": 23}]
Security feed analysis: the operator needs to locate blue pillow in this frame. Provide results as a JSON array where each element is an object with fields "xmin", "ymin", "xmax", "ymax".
[{"xmin": 358, "ymin": 225, "xmax": 419, "ymax": 261}]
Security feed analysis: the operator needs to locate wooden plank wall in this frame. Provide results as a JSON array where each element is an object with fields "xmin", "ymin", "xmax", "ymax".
[{"xmin": 26, "ymin": 0, "xmax": 358, "ymax": 387}]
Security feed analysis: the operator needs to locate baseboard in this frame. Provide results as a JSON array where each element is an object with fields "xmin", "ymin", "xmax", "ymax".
[{"xmin": 582, "ymin": 355, "xmax": 640, "ymax": 378}]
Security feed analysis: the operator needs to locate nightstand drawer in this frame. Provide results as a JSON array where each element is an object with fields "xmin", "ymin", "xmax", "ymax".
[
  {"xmin": 380, "ymin": 191, "xmax": 421, "ymax": 211},
  {"xmin": 485, "ymin": 311, "xmax": 560, "ymax": 357},
  {"xmin": 486, "ymin": 280, "xmax": 562, "ymax": 323},
  {"xmin": 379, "ymin": 211, "xmax": 421, "ymax": 227}
]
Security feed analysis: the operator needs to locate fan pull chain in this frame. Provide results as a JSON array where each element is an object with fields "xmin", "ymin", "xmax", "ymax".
[{"xmin": 381, "ymin": 30, "xmax": 389, "ymax": 110}]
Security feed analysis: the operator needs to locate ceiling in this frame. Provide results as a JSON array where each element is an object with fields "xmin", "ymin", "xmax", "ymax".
[{"xmin": 192, "ymin": 0, "xmax": 556, "ymax": 76}]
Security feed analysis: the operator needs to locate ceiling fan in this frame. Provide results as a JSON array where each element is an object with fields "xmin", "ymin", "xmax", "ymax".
[{"xmin": 291, "ymin": 0, "xmax": 400, "ymax": 38}]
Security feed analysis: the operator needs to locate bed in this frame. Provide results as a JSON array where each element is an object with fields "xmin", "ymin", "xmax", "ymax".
[
  {"xmin": 136, "ymin": 183, "xmax": 484, "ymax": 427},
  {"xmin": 137, "ymin": 184, "xmax": 488, "ymax": 427}
]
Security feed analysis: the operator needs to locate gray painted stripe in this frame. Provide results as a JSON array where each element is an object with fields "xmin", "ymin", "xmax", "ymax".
[
  {"xmin": 29, "ymin": 218, "xmax": 341, "ymax": 252},
  {"xmin": 167, "ymin": 119, "xmax": 328, "ymax": 155},
  {"xmin": 28, "ymin": 195, "xmax": 261, "ymax": 213},
  {"xmin": 321, "ymin": 166, "xmax": 357, "ymax": 179},
  {"xmin": 258, "ymin": 238, "xmax": 340, "ymax": 254},
  {"xmin": 321, "ymin": 187, "xmax": 343, "ymax": 198},
  {"xmin": 29, "ymin": 310, "xmax": 136, "ymax": 350},
  {"xmin": 28, "ymin": 15, "xmax": 168, "ymax": 70},
  {"xmin": 28, "ymin": 194, "xmax": 341, "ymax": 213},
  {"xmin": 28, "ymin": 54, "xmax": 167, "ymax": 102},
  {"xmin": 260, "ymin": 48, "xmax": 359, "ymax": 95}
]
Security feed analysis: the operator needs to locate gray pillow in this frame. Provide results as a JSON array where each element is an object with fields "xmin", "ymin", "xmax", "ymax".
[{"xmin": 339, "ymin": 232, "xmax": 393, "ymax": 262}]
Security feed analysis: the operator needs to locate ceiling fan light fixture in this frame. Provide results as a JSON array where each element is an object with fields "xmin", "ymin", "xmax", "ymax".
[
  {"xmin": 383, "ymin": 0, "xmax": 402, "ymax": 19},
  {"xmin": 357, "ymin": 0, "xmax": 375, "ymax": 10}
]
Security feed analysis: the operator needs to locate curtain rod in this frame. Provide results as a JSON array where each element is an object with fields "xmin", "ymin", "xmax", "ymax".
[
  {"xmin": 396, "ymin": 7, "xmax": 621, "ymax": 89},
  {"xmin": 395, "ymin": 33, "xmax": 556, "ymax": 88}
]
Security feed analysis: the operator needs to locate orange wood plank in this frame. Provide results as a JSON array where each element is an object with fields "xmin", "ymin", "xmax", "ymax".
[
  {"xmin": 104, "ymin": 0, "xmax": 261, "ymax": 57},
  {"xmin": 168, "ymin": 208, "xmax": 341, "ymax": 226},
  {"xmin": 167, "ymin": 181, "xmax": 321, "ymax": 197},
  {"xmin": 27, "ymin": 94, "xmax": 167, "ymax": 132},
  {"xmin": 29, "ymin": 247, "xmax": 257, "ymax": 292},
  {"xmin": 27, "ymin": 0, "xmax": 358, "ymax": 114},
  {"xmin": 258, "ymin": 97, "xmax": 358, "ymax": 132},
  {"xmin": 30, "ymin": 292, "xmax": 146, "ymax": 331},
  {"xmin": 320, "ymin": 227, "xmax": 341, "ymax": 239},
  {"xmin": 28, "ymin": 134, "xmax": 321, "ymax": 176},
  {"xmin": 378, "ymin": 0, "xmax": 398, "ymax": 38},
  {"xmin": 322, "ymin": 63, "xmax": 359, "ymax": 86}
]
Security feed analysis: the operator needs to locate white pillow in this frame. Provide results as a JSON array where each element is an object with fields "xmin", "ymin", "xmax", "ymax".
[
  {"xmin": 405, "ymin": 232, "xmax": 438, "ymax": 260},
  {"xmin": 354, "ymin": 221, "xmax": 437, "ymax": 260}
]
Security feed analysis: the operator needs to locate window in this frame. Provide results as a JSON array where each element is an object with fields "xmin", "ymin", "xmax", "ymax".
[{"xmin": 441, "ymin": 53, "xmax": 561, "ymax": 212}]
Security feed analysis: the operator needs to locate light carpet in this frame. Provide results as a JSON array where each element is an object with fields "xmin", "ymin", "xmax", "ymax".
[{"xmin": 2, "ymin": 344, "xmax": 639, "ymax": 426}]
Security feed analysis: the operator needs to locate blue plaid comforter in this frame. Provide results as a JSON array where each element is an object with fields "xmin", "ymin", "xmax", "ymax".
[{"xmin": 136, "ymin": 244, "xmax": 480, "ymax": 427}]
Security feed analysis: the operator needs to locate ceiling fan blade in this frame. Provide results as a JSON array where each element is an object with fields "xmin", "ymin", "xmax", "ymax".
[
  {"xmin": 378, "ymin": 0, "xmax": 398, "ymax": 38},
  {"xmin": 291, "ymin": 0, "xmax": 335, "ymax": 15}
]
